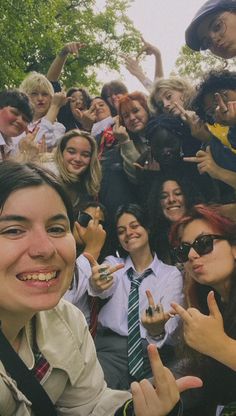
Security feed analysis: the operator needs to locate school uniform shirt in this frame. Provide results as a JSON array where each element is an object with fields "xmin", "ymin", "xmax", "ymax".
[
  {"xmin": 88, "ymin": 254, "xmax": 184, "ymax": 348},
  {"xmin": 0, "ymin": 133, "xmax": 17, "ymax": 160},
  {"xmin": 64, "ymin": 255, "xmax": 92, "ymax": 324}
]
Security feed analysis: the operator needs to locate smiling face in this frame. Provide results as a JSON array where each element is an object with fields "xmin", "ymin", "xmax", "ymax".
[
  {"xmin": 160, "ymin": 180, "xmax": 186, "ymax": 223},
  {"xmin": 62, "ymin": 135, "xmax": 92, "ymax": 176},
  {"xmin": 182, "ymin": 219, "xmax": 236, "ymax": 295},
  {"xmin": 197, "ymin": 11, "xmax": 236, "ymax": 59},
  {"xmin": 0, "ymin": 185, "xmax": 76, "ymax": 315},
  {"xmin": 157, "ymin": 89, "xmax": 184, "ymax": 115},
  {"xmin": 29, "ymin": 89, "xmax": 52, "ymax": 119},
  {"xmin": 117, "ymin": 213, "xmax": 149, "ymax": 255},
  {"xmin": 70, "ymin": 91, "xmax": 86, "ymax": 116},
  {"xmin": 121, "ymin": 100, "xmax": 148, "ymax": 133},
  {"xmin": 92, "ymin": 98, "xmax": 111, "ymax": 122},
  {"xmin": 0, "ymin": 106, "xmax": 28, "ymax": 138}
]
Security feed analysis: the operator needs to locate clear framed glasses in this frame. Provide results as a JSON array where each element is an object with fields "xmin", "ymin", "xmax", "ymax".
[{"xmin": 200, "ymin": 15, "xmax": 227, "ymax": 51}]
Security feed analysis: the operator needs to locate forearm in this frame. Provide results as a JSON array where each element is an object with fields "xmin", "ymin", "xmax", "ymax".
[
  {"xmin": 45, "ymin": 104, "xmax": 62, "ymax": 124},
  {"xmin": 154, "ymin": 51, "xmax": 164, "ymax": 79},
  {"xmin": 47, "ymin": 52, "xmax": 68, "ymax": 82},
  {"xmin": 210, "ymin": 335, "xmax": 236, "ymax": 370}
]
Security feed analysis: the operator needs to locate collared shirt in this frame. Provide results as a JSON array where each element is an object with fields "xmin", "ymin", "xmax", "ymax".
[
  {"xmin": 0, "ymin": 300, "xmax": 131, "ymax": 416},
  {"xmin": 88, "ymin": 254, "xmax": 184, "ymax": 348},
  {"xmin": 64, "ymin": 255, "xmax": 92, "ymax": 324},
  {"xmin": 0, "ymin": 133, "xmax": 16, "ymax": 161},
  {"xmin": 15, "ymin": 117, "xmax": 65, "ymax": 150}
]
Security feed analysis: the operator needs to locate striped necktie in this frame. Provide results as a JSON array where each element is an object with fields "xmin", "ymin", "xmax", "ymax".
[
  {"xmin": 0, "ymin": 145, "xmax": 5, "ymax": 160},
  {"xmin": 220, "ymin": 402, "xmax": 236, "ymax": 415},
  {"xmin": 127, "ymin": 267, "xmax": 152, "ymax": 380}
]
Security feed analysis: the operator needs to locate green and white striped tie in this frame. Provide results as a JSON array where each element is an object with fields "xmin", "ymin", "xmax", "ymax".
[{"xmin": 127, "ymin": 268, "xmax": 152, "ymax": 380}]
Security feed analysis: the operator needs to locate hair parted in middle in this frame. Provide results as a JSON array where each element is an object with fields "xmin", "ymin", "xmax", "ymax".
[
  {"xmin": 19, "ymin": 71, "xmax": 54, "ymax": 97},
  {"xmin": 55, "ymin": 129, "xmax": 102, "ymax": 197}
]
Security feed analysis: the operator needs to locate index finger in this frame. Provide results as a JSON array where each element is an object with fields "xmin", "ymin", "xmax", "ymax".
[
  {"xmin": 174, "ymin": 101, "xmax": 186, "ymax": 115},
  {"xmin": 183, "ymin": 156, "xmax": 198, "ymax": 163},
  {"xmin": 215, "ymin": 92, "xmax": 228, "ymax": 112},
  {"xmin": 145, "ymin": 289, "xmax": 155, "ymax": 307},
  {"xmin": 83, "ymin": 252, "xmax": 99, "ymax": 268},
  {"xmin": 171, "ymin": 302, "xmax": 192, "ymax": 324},
  {"xmin": 147, "ymin": 344, "xmax": 167, "ymax": 387},
  {"xmin": 93, "ymin": 206, "xmax": 100, "ymax": 226}
]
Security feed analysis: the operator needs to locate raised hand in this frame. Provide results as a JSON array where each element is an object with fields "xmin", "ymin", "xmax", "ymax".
[
  {"xmin": 171, "ymin": 291, "xmax": 227, "ymax": 357},
  {"xmin": 84, "ymin": 252, "xmax": 124, "ymax": 292},
  {"xmin": 137, "ymin": 36, "xmax": 162, "ymax": 58},
  {"xmin": 60, "ymin": 41, "xmax": 85, "ymax": 57},
  {"xmin": 18, "ymin": 127, "xmax": 41, "ymax": 161},
  {"xmin": 174, "ymin": 101, "xmax": 211, "ymax": 142},
  {"xmin": 131, "ymin": 344, "xmax": 203, "ymax": 416},
  {"xmin": 183, "ymin": 145, "xmax": 220, "ymax": 179},
  {"xmin": 141, "ymin": 290, "xmax": 175, "ymax": 338},
  {"xmin": 113, "ymin": 116, "xmax": 130, "ymax": 144},
  {"xmin": 215, "ymin": 92, "xmax": 236, "ymax": 126}
]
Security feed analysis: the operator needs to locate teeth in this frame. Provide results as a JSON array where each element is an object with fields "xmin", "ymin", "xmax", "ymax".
[{"xmin": 18, "ymin": 271, "xmax": 57, "ymax": 281}]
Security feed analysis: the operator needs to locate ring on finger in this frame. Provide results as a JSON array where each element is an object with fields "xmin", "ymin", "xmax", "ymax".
[
  {"xmin": 104, "ymin": 274, "xmax": 112, "ymax": 282},
  {"xmin": 100, "ymin": 271, "xmax": 109, "ymax": 280},
  {"xmin": 146, "ymin": 306, "xmax": 155, "ymax": 317},
  {"xmin": 155, "ymin": 303, "xmax": 163, "ymax": 313}
]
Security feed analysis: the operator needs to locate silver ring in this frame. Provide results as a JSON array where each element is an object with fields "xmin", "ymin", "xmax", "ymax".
[
  {"xmin": 155, "ymin": 303, "xmax": 163, "ymax": 313},
  {"xmin": 146, "ymin": 306, "xmax": 155, "ymax": 317},
  {"xmin": 100, "ymin": 271, "xmax": 109, "ymax": 280}
]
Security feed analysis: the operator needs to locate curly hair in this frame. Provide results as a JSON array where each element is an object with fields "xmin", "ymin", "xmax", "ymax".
[{"xmin": 192, "ymin": 69, "xmax": 236, "ymax": 123}]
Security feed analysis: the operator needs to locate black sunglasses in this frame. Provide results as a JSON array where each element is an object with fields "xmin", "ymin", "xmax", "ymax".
[
  {"xmin": 77, "ymin": 211, "xmax": 105, "ymax": 228},
  {"xmin": 173, "ymin": 234, "xmax": 227, "ymax": 263}
]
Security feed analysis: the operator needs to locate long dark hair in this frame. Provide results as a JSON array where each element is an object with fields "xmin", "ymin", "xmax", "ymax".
[{"xmin": 148, "ymin": 174, "xmax": 204, "ymax": 262}]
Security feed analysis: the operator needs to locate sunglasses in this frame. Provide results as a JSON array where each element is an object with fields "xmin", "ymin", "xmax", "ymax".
[
  {"xmin": 173, "ymin": 234, "xmax": 226, "ymax": 263},
  {"xmin": 77, "ymin": 211, "xmax": 105, "ymax": 228}
]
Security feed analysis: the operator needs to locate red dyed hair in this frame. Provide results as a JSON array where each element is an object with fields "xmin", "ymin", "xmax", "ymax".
[
  {"xmin": 170, "ymin": 204, "xmax": 236, "ymax": 247},
  {"xmin": 118, "ymin": 91, "xmax": 149, "ymax": 126}
]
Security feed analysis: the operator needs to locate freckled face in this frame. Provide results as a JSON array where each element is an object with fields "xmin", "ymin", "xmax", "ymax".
[
  {"xmin": 0, "ymin": 185, "xmax": 76, "ymax": 314},
  {"xmin": 62, "ymin": 136, "xmax": 92, "ymax": 176}
]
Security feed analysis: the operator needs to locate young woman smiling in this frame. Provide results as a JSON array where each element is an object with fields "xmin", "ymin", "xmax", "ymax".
[{"xmin": 54, "ymin": 129, "xmax": 101, "ymax": 215}]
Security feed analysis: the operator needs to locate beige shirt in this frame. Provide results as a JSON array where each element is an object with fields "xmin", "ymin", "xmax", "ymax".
[{"xmin": 0, "ymin": 300, "xmax": 131, "ymax": 415}]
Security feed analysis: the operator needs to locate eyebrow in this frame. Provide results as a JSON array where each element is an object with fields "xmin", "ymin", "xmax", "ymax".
[
  {"xmin": 0, "ymin": 214, "xmax": 69, "ymax": 223},
  {"xmin": 117, "ymin": 220, "xmax": 139, "ymax": 229}
]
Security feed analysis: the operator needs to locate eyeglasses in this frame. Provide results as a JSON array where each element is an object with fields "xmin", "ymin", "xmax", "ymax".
[
  {"xmin": 173, "ymin": 234, "xmax": 227, "ymax": 263},
  {"xmin": 200, "ymin": 15, "xmax": 227, "ymax": 51}
]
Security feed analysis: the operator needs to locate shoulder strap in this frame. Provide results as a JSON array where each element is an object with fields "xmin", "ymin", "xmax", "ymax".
[{"xmin": 0, "ymin": 328, "xmax": 57, "ymax": 416}]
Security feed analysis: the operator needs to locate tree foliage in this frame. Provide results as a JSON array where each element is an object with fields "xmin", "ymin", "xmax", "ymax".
[
  {"xmin": 0, "ymin": 0, "xmax": 141, "ymax": 92},
  {"xmin": 173, "ymin": 45, "xmax": 236, "ymax": 84}
]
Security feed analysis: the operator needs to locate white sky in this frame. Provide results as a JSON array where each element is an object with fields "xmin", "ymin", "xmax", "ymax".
[{"xmin": 97, "ymin": 0, "xmax": 206, "ymax": 91}]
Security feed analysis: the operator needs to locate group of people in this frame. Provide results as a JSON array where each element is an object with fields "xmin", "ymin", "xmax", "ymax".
[{"xmin": 1, "ymin": 0, "xmax": 236, "ymax": 414}]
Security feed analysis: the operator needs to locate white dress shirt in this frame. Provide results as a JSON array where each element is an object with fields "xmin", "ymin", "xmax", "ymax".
[
  {"xmin": 0, "ymin": 132, "xmax": 17, "ymax": 160},
  {"xmin": 88, "ymin": 254, "xmax": 184, "ymax": 348}
]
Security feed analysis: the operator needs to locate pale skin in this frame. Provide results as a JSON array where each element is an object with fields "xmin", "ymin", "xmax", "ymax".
[
  {"xmin": 113, "ymin": 115, "xmax": 130, "ymax": 144},
  {"xmin": 47, "ymin": 41, "xmax": 84, "ymax": 82},
  {"xmin": 172, "ymin": 291, "xmax": 236, "ymax": 372},
  {"xmin": 73, "ymin": 207, "xmax": 106, "ymax": 261},
  {"xmin": 17, "ymin": 128, "xmax": 48, "ymax": 162},
  {"xmin": 184, "ymin": 145, "xmax": 236, "ymax": 189},
  {"xmin": 131, "ymin": 344, "xmax": 203, "ymax": 416},
  {"xmin": 174, "ymin": 102, "xmax": 212, "ymax": 143},
  {"xmin": 141, "ymin": 290, "xmax": 175, "ymax": 337}
]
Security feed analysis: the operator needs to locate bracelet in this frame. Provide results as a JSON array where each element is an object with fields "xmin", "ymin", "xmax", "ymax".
[{"xmin": 58, "ymin": 49, "xmax": 69, "ymax": 57}]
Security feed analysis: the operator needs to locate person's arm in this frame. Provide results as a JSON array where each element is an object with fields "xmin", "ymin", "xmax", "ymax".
[
  {"xmin": 138, "ymin": 36, "xmax": 164, "ymax": 80},
  {"xmin": 47, "ymin": 41, "xmax": 84, "ymax": 82},
  {"xmin": 123, "ymin": 55, "xmax": 153, "ymax": 92},
  {"xmin": 172, "ymin": 291, "xmax": 236, "ymax": 371},
  {"xmin": 184, "ymin": 146, "xmax": 236, "ymax": 189}
]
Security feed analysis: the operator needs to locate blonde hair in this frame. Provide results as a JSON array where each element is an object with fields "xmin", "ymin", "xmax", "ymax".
[
  {"xmin": 55, "ymin": 130, "xmax": 101, "ymax": 197},
  {"xmin": 148, "ymin": 76, "xmax": 195, "ymax": 115},
  {"xmin": 19, "ymin": 72, "xmax": 54, "ymax": 97}
]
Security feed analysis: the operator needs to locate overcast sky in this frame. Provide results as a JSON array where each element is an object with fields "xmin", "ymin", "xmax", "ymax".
[{"xmin": 97, "ymin": 0, "xmax": 206, "ymax": 91}]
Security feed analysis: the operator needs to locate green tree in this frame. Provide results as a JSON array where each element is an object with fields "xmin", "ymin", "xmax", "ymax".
[
  {"xmin": 173, "ymin": 45, "xmax": 236, "ymax": 83},
  {"xmin": 0, "ymin": 0, "xmax": 141, "ymax": 92}
]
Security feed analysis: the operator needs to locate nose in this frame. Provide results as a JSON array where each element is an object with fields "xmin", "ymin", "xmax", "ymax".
[
  {"xmin": 188, "ymin": 246, "xmax": 200, "ymax": 261},
  {"xmin": 168, "ymin": 193, "xmax": 176, "ymax": 204},
  {"xmin": 28, "ymin": 230, "xmax": 57, "ymax": 259}
]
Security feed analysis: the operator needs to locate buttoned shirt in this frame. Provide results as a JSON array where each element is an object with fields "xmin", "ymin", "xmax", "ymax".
[{"xmin": 88, "ymin": 254, "xmax": 184, "ymax": 348}]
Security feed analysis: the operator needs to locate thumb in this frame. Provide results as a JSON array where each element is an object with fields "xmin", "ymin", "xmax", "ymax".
[
  {"xmin": 176, "ymin": 376, "xmax": 203, "ymax": 393},
  {"xmin": 206, "ymin": 145, "xmax": 211, "ymax": 154},
  {"xmin": 207, "ymin": 291, "xmax": 222, "ymax": 319},
  {"xmin": 83, "ymin": 251, "xmax": 99, "ymax": 268}
]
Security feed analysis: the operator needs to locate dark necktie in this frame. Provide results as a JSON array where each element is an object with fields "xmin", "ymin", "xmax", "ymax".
[
  {"xmin": 127, "ymin": 267, "xmax": 152, "ymax": 380},
  {"xmin": 0, "ymin": 145, "xmax": 6, "ymax": 160},
  {"xmin": 220, "ymin": 402, "xmax": 236, "ymax": 415}
]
